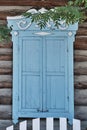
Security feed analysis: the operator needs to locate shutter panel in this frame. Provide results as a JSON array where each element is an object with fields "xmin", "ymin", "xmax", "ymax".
[
  {"xmin": 46, "ymin": 37, "xmax": 68, "ymax": 112},
  {"xmin": 19, "ymin": 37, "xmax": 43, "ymax": 112}
]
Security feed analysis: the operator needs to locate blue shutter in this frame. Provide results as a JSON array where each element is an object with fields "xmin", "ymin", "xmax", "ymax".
[
  {"xmin": 19, "ymin": 37, "xmax": 43, "ymax": 112},
  {"xmin": 45, "ymin": 37, "xmax": 68, "ymax": 112},
  {"xmin": 18, "ymin": 36, "xmax": 69, "ymax": 114}
]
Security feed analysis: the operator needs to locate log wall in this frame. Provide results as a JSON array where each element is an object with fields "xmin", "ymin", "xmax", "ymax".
[{"xmin": 0, "ymin": 6, "xmax": 87, "ymax": 130}]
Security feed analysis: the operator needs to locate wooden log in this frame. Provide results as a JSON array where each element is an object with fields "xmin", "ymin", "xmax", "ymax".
[
  {"xmin": 0, "ymin": 11, "xmax": 25, "ymax": 20},
  {"xmin": 0, "ymin": 43, "xmax": 12, "ymax": 48},
  {"xmin": 74, "ymin": 50, "xmax": 87, "ymax": 62},
  {"xmin": 0, "ymin": 88, "xmax": 12, "ymax": 105},
  {"xmin": 74, "ymin": 36, "xmax": 87, "ymax": 50},
  {"xmin": 0, "ymin": 6, "xmax": 31, "ymax": 11},
  {"xmin": 0, "ymin": 75, "xmax": 12, "ymax": 82},
  {"xmin": 77, "ymin": 29, "xmax": 87, "ymax": 36},
  {"xmin": 0, "ymin": 105, "xmax": 12, "ymax": 119},
  {"xmin": 79, "ymin": 22, "xmax": 87, "ymax": 28},
  {"xmin": 0, "ymin": 6, "xmax": 33, "ymax": 20},
  {"xmin": 0, "ymin": 96, "xmax": 12, "ymax": 105},
  {"xmin": 74, "ymin": 62, "xmax": 87, "ymax": 75},
  {"xmin": 75, "ymin": 37, "xmax": 87, "ymax": 42},
  {"xmin": 0, "ymin": 55, "xmax": 12, "ymax": 61},
  {"xmin": 0, "ymin": 1, "xmax": 67, "ymax": 7},
  {"xmin": 0, "ymin": 89, "xmax": 11, "ymax": 96},
  {"xmin": 0, "ymin": 82, "xmax": 12, "ymax": 88},
  {"xmin": 0, "ymin": 49, "xmax": 12, "ymax": 61},
  {"xmin": 75, "ymin": 89, "xmax": 87, "ymax": 105},
  {"xmin": 74, "ymin": 62, "xmax": 87, "ymax": 68},
  {"xmin": 75, "ymin": 106, "xmax": 87, "ymax": 120},
  {"xmin": 75, "ymin": 79, "xmax": 87, "ymax": 89},
  {"xmin": 0, "ymin": 61, "xmax": 12, "ymax": 68},
  {"xmin": 0, "ymin": 68, "xmax": 12, "ymax": 75},
  {"xmin": 0, "ymin": 48, "xmax": 12, "ymax": 55},
  {"xmin": 74, "ymin": 75, "xmax": 87, "ymax": 89},
  {"xmin": 74, "ymin": 68, "xmax": 87, "ymax": 75},
  {"xmin": 74, "ymin": 43, "xmax": 87, "ymax": 50}
]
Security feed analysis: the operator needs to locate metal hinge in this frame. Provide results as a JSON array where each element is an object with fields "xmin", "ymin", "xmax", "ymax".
[
  {"xmin": 18, "ymin": 45, "xmax": 20, "ymax": 52},
  {"xmin": 67, "ymin": 96, "xmax": 69, "ymax": 100},
  {"xmin": 18, "ymin": 96, "xmax": 19, "ymax": 101},
  {"xmin": 67, "ymin": 48, "xmax": 69, "ymax": 52}
]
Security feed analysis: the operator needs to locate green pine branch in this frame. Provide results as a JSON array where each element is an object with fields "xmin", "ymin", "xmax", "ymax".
[{"xmin": 0, "ymin": 25, "xmax": 11, "ymax": 42}]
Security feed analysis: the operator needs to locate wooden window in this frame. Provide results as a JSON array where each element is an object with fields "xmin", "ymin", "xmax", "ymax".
[{"xmin": 0, "ymin": 0, "xmax": 68, "ymax": 6}]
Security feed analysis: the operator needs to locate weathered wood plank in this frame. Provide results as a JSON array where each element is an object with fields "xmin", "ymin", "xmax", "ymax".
[
  {"xmin": 74, "ymin": 62, "xmax": 87, "ymax": 68},
  {"xmin": 0, "ymin": 96, "xmax": 12, "ymax": 105},
  {"xmin": 73, "ymin": 119, "xmax": 81, "ymax": 130},
  {"xmin": 74, "ymin": 36, "xmax": 87, "ymax": 50},
  {"xmin": 20, "ymin": 120, "xmax": 27, "ymax": 130},
  {"xmin": 0, "ymin": 1, "xmax": 67, "ymax": 7},
  {"xmin": 46, "ymin": 118, "xmax": 53, "ymax": 130},
  {"xmin": 6, "ymin": 125, "xmax": 13, "ymax": 130},
  {"xmin": 79, "ymin": 22, "xmax": 87, "ymax": 28},
  {"xmin": 0, "ymin": 82, "xmax": 12, "ymax": 88},
  {"xmin": 33, "ymin": 118, "xmax": 40, "ymax": 130},
  {"xmin": 74, "ymin": 62, "xmax": 87, "ymax": 75},
  {"xmin": 0, "ymin": 43, "xmax": 12, "ymax": 48},
  {"xmin": 74, "ymin": 50, "xmax": 87, "ymax": 62},
  {"xmin": 0, "ymin": 75, "xmax": 12, "ymax": 82},
  {"xmin": 0, "ymin": 6, "xmax": 32, "ymax": 20},
  {"xmin": 0, "ymin": 48, "xmax": 12, "ymax": 55},
  {"xmin": 0, "ymin": 49, "xmax": 12, "ymax": 61},
  {"xmin": 0, "ymin": 89, "xmax": 11, "ymax": 96},
  {"xmin": 60, "ymin": 118, "xmax": 67, "ymax": 130},
  {"xmin": 0, "ymin": 55, "xmax": 12, "ymax": 60},
  {"xmin": 77, "ymin": 29, "xmax": 87, "ymax": 36},
  {"xmin": 0, "ymin": 11, "xmax": 24, "ymax": 20},
  {"xmin": 0, "ymin": 61, "xmax": 12, "ymax": 68},
  {"xmin": 0, "ymin": 105, "xmax": 12, "ymax": 119},
  {"xmin": 0, "ymin": 89, "xmax": 12, "ymax": 104},
  {"xmin": 75, "ymin": 106, "xmax": 87, "ymax": 120},
  {"xmin": 75, "ymin": 68, "xmax": 87, "ymax": 75},
  {"xmin": 0, "ymin": 68, "xmax": 12, "ymax": 75},
  {"xmin": 75, "ymin": 82, "xmax": 87, "ymax": 89},
  {"xmin": 75, "ymin": 36, "xmax": 87, "ymax": 42},
  {"xmin": 75, "ymin": 89, "xmax": 87, "ymax": 105},
  {"xmin": 74, "ymin": 43, "xmax": 87, "ymax": 50},
  {"xmin": 0, "ymin": 6, "xmax": 31, "ymax": 11},
  {"xmin": 74, "ymin": 76, "xmax": 87, "ymax": 89}
]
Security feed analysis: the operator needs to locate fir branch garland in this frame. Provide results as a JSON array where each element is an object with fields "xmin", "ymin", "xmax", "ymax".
[
  {"xmin": 23, "ymin": 0, "xmax": 87, "ymax": 29},
  {"xmin": 0, "ymin": 25, "xmax": 11, "ymax": 42}
]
